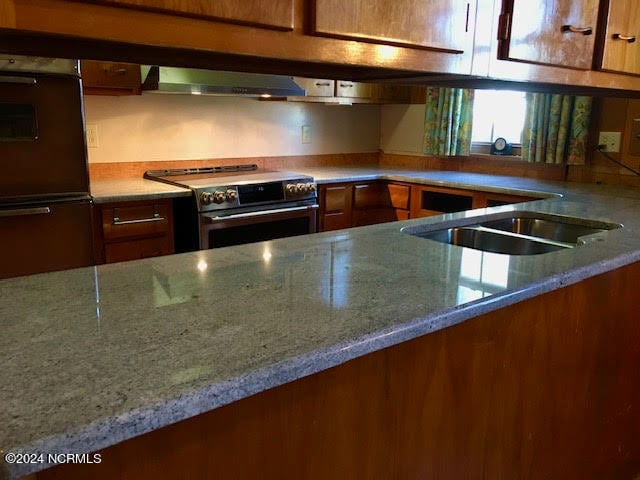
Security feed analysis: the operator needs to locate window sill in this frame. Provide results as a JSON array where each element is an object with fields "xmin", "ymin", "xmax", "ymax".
[{"xmin": 470, "ymin": 152, "xmax": 525, "ymax": 162}]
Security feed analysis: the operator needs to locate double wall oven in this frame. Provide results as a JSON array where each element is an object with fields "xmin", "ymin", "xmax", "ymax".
[
  {"xmin": 0, "ymin": 55, "xmax": 93, "ymax": 279},
  {"xmin": 144, "ymin": 165, "xmax": 318, "ymax": 250}
]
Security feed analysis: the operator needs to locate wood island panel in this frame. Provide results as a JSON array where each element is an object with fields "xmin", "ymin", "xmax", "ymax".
[{"xmin": 37, "ymin": 261, "xmax": 640, "ymax": 479}]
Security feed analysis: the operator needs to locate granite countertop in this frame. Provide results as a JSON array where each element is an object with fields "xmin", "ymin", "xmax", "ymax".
[
  {"xmin": 3, "ymin": 168, "xmax": 640, "ymax": 479},
  {"xmin": 90, "ymin": 178, "xmax": 191, "ymax": 204}
]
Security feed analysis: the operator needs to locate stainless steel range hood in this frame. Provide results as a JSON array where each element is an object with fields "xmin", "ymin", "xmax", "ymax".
[{"xmin": 141, "ymin": 66, "xmax": 306, "ymax": 97}]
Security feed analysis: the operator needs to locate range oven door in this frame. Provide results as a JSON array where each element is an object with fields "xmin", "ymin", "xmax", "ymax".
[
  {"xmin": 0, "ymin": 72, "xmax": 88, "ymax": 199},
  {"xmin": 199, "ymin": 204, "xmax": 318, "ymax": 249}
]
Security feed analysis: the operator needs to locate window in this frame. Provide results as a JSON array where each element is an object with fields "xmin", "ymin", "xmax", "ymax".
[{"xmin": 471, "ymin": 89, "xmax": 527, "ymax": 146}]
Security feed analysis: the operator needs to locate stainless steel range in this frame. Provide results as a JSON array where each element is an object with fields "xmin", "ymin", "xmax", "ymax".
[{"xmin": 144, "ymin": 164, "xmax": 318, "ymax": 249}]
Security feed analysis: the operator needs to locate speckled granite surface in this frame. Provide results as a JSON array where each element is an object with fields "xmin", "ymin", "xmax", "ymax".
[
  {"xmin": 3, "ymin": 168, "xmax": 640, "ymax": 479},
  {"xmin": 90, "ymin": 178, "xmax": 191, "ymax": 203}
]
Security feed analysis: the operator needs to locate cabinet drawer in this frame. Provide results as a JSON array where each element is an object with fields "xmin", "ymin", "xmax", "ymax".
[
  {"xmin": 353, "ymin": 183, "xmax": 387, "ymax": 208},
  {"xmin": 323, "ymin": 184, "xmax": 352, "ymax": 212},
  {"xmin": 102, "ymin": 202, "xmax": 171, "ymax": 241},
  {"xmin": 104, "ymin": 236, "xmax": 172, "ymax": 263}
]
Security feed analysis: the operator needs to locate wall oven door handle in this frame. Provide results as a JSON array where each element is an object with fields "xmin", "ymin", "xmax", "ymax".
[
  {"xmin": 0, "ymin": 206, "xmax": 51, "ymax": 217},
  {"xmin": 203, "ymin": 204, "xmax": 318, "ymax": 223},
  {"xmin": 0, "ymin": 76, "xmax": 37, "ymax": 85}
]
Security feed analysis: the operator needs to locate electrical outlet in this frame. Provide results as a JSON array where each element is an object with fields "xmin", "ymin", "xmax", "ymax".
[
  {"xmin": 598, "ymin": 131, "xmax": 621, "ymax": 153},
  {"xmin": 86, "ymin": 124, "xmax": 99, "ymax": 148},
  {"xmin": 301, "ymin": 125, "xmax": 312, "ymax": 144}
]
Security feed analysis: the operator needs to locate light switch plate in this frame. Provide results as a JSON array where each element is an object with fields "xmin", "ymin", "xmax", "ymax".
[{"xmin": 301, "ymin": 125, "xmax": 311, "ymax": 144}]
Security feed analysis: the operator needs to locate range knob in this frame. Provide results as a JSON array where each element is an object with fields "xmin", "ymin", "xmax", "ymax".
[
  {"xmin": 305, "ymin": 182, "xmax": 316, "ymax": 193},
  {"xmin": 286, "ymin": 184, "xmax": 297, "ymax": 194},
  {"xmin": 200, "ymin": 192, "xmax": 214, "ymax": 205},
  {"xmin": 225, "ymin": 189, "xmax": 238, "ymax": 201},
  {"xmin": 212, "ymin": 190, "xmax": 226, "ymax": 204},
  {"xmin": 296, "ymin": 183, "xmax": 307, "ymax": 193}
]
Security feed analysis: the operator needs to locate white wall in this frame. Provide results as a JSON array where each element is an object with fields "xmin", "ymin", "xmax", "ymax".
[
  {"xmin": 379, "ymin": 104, "xmax": 425, "ymax": 155},
  {"xmin": 83, "ymin": 94, "xmax": 381, "ymax": 163}
]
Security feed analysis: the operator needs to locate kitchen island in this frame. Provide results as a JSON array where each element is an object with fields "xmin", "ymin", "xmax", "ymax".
[{"xmin": 2, "ymin": 169, "xmax": 640, "ymax": 479}]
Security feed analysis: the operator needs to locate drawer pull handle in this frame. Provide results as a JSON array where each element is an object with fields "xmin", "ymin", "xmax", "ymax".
[
  {"xmin": 0, "ymin": 76, "xmax": 37, "ymax": 85},
  {"xmin": 314, "ymin": 82, "xmax": 332, "ymax": 87},
  {"xmin": 561, "ymin": 25, "xmax": 593, "ymax": 35},
  {"xmin": 113, "ymin": 208, "xmax": 164, "ymax": 225},
  {"xmin": 0, "ymin": 206, "xmax": 50, "ymax": 218},
  {"xmin": 613, "ymin": 33, "xmax": 636, "ymax": 43}
]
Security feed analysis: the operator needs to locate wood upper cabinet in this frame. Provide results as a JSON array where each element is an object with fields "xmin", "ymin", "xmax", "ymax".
[
  {"xmin": 597, "ymin": 0, "xmax": 640, "ymax": 76},
  {"xmin": 335, "ymin": 81, "xmax": 372, "ymax": 99},
  {"xmin": 311, "ymin": 0, "xmax": 475, "ymax": 53},
  {"xmin": 81, "ymin": 60, "xmax": 141, "ymax": 95},
  {"xmin": 76, "ymin": 0, "xmax": 295, "ymax": 30},
  {"xmin": 498, "ymin": 0, "xmax": 600, "ymax": 69}
]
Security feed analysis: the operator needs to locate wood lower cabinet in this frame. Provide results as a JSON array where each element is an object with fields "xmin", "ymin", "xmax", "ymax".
[
  {"xmin": 499, "ymin": 0, "xmax": 600, "ymax": 70},
  {"xmin": 94, "ymin": 199, "xmax": 174, "ymax": 263},
  {"xmin": 312, "ymin": 0, "xmax": 475, "ymax": 54},
  {"xmin": 597, "ymin": 0, "xmax": 640, "ymax": 76},
  {"xmin": 72, "ymin": 0, "xmax": 295, "ymax": 30},
  {"xmin": 319, "ymin": 183, "xmax": 353, "ymax": 231},
  {"xmin": 319, "ymin": 181, "xmax": 411, "ymax": 231},
  {"xmin": 410, "ymin": 184, "xmax": 539, "ymax": 218},
  {"xmin": 320, "ymin": 181, "xmax": 541, "ymax": 231},
  {"xmin": 410, "ymin": 184, "xmax": 474, "ymax": 218}
]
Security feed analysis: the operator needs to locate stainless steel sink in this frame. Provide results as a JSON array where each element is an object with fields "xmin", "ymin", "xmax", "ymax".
[
  {"xmin": 402, "ymin": 211, "xmax": 622, "ymax": 255},
  {"xmin": 480, "ymin": 213, "xmax": 620, "ymax": 244}
]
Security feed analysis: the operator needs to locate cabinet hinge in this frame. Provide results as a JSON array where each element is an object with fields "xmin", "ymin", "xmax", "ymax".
[{"xmin": 497, "ymin": 12, "xmax": 511, "ymax": 41}]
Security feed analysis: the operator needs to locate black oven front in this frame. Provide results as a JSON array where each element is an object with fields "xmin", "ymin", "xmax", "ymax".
[{"xmin": 199, "ymin": 202, "xmax": 318, "ymax": 249}]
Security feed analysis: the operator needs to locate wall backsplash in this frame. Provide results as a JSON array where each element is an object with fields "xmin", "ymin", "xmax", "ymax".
[{"xmin": 83, "ymin": 94, "xmax": 381, "ymax": 163}]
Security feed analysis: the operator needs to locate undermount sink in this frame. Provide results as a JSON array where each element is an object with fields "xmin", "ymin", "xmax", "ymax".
[{"xmin": 402, "ymin": 211, "xmax": 622, "ymax": 255}]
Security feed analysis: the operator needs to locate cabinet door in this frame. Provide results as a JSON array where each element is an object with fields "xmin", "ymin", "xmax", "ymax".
[
  {"xmin": 292, "ymin": 77, "xmax": 335, "ymax": 97},
  {"xmin": 80, "ymin": 0, "xmax": 295, "ymax": 30},
  {"xmin": 81, "ymin": 61, "xmax": 141, "ymax": 95},
  {"xmin": 312, "ymin": 0, "xmax": 474, "ymax": 53},
  {"xmin": 499, "ymin": 0, "xmax": 599, "ymax": 69},
  {"xmin": 335, "ymin": 81, "xmax": 372, "ymax": 99},
  {"xmin": 598, "ymin": 0, "xmax": 640, "ymax": 76}
]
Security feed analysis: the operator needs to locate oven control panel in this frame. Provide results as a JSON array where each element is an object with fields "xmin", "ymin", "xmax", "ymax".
[{"xmin": 195, "ymin": 178, "xmax": 317, "ymax": 212}]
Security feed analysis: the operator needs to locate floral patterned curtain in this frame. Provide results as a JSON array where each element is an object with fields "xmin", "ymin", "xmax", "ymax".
[
  {"xmin": 521, "ymin": 93, "xmax": 592, "ymax": 165},
  {"xmin": 423, "ymin": 87, "xmax": 474, "ymax": 156}
]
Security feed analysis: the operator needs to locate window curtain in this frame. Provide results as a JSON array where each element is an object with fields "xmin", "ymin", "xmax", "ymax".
[
  {"xmin": 521, "ymin": 93, "xmax": 592, "ymax": 165},
  {"xmin": 423, "ymin": 87, "xmax": 474, "ymax": 156}
]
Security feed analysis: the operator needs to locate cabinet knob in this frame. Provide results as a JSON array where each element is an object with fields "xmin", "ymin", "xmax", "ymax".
[
  {"xmin": 561, "ymin": 25, "xmax": 593, "ymax": 36},
  {"xmin": 613, "ymin": 33, "xmax": 636, "ymax": 43}
]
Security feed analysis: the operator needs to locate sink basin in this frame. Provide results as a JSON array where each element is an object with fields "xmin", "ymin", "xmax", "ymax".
[
  {"xmin": 402, "ymin": 211, "xmax": 622, "ymax": 255},
  {"xmin": 480, "ymin": 213, "xmax": 620, "ymax": 244},
  {"xmin": 410, "ymin": 226, "xmax": 570, "ymax": 255}
]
